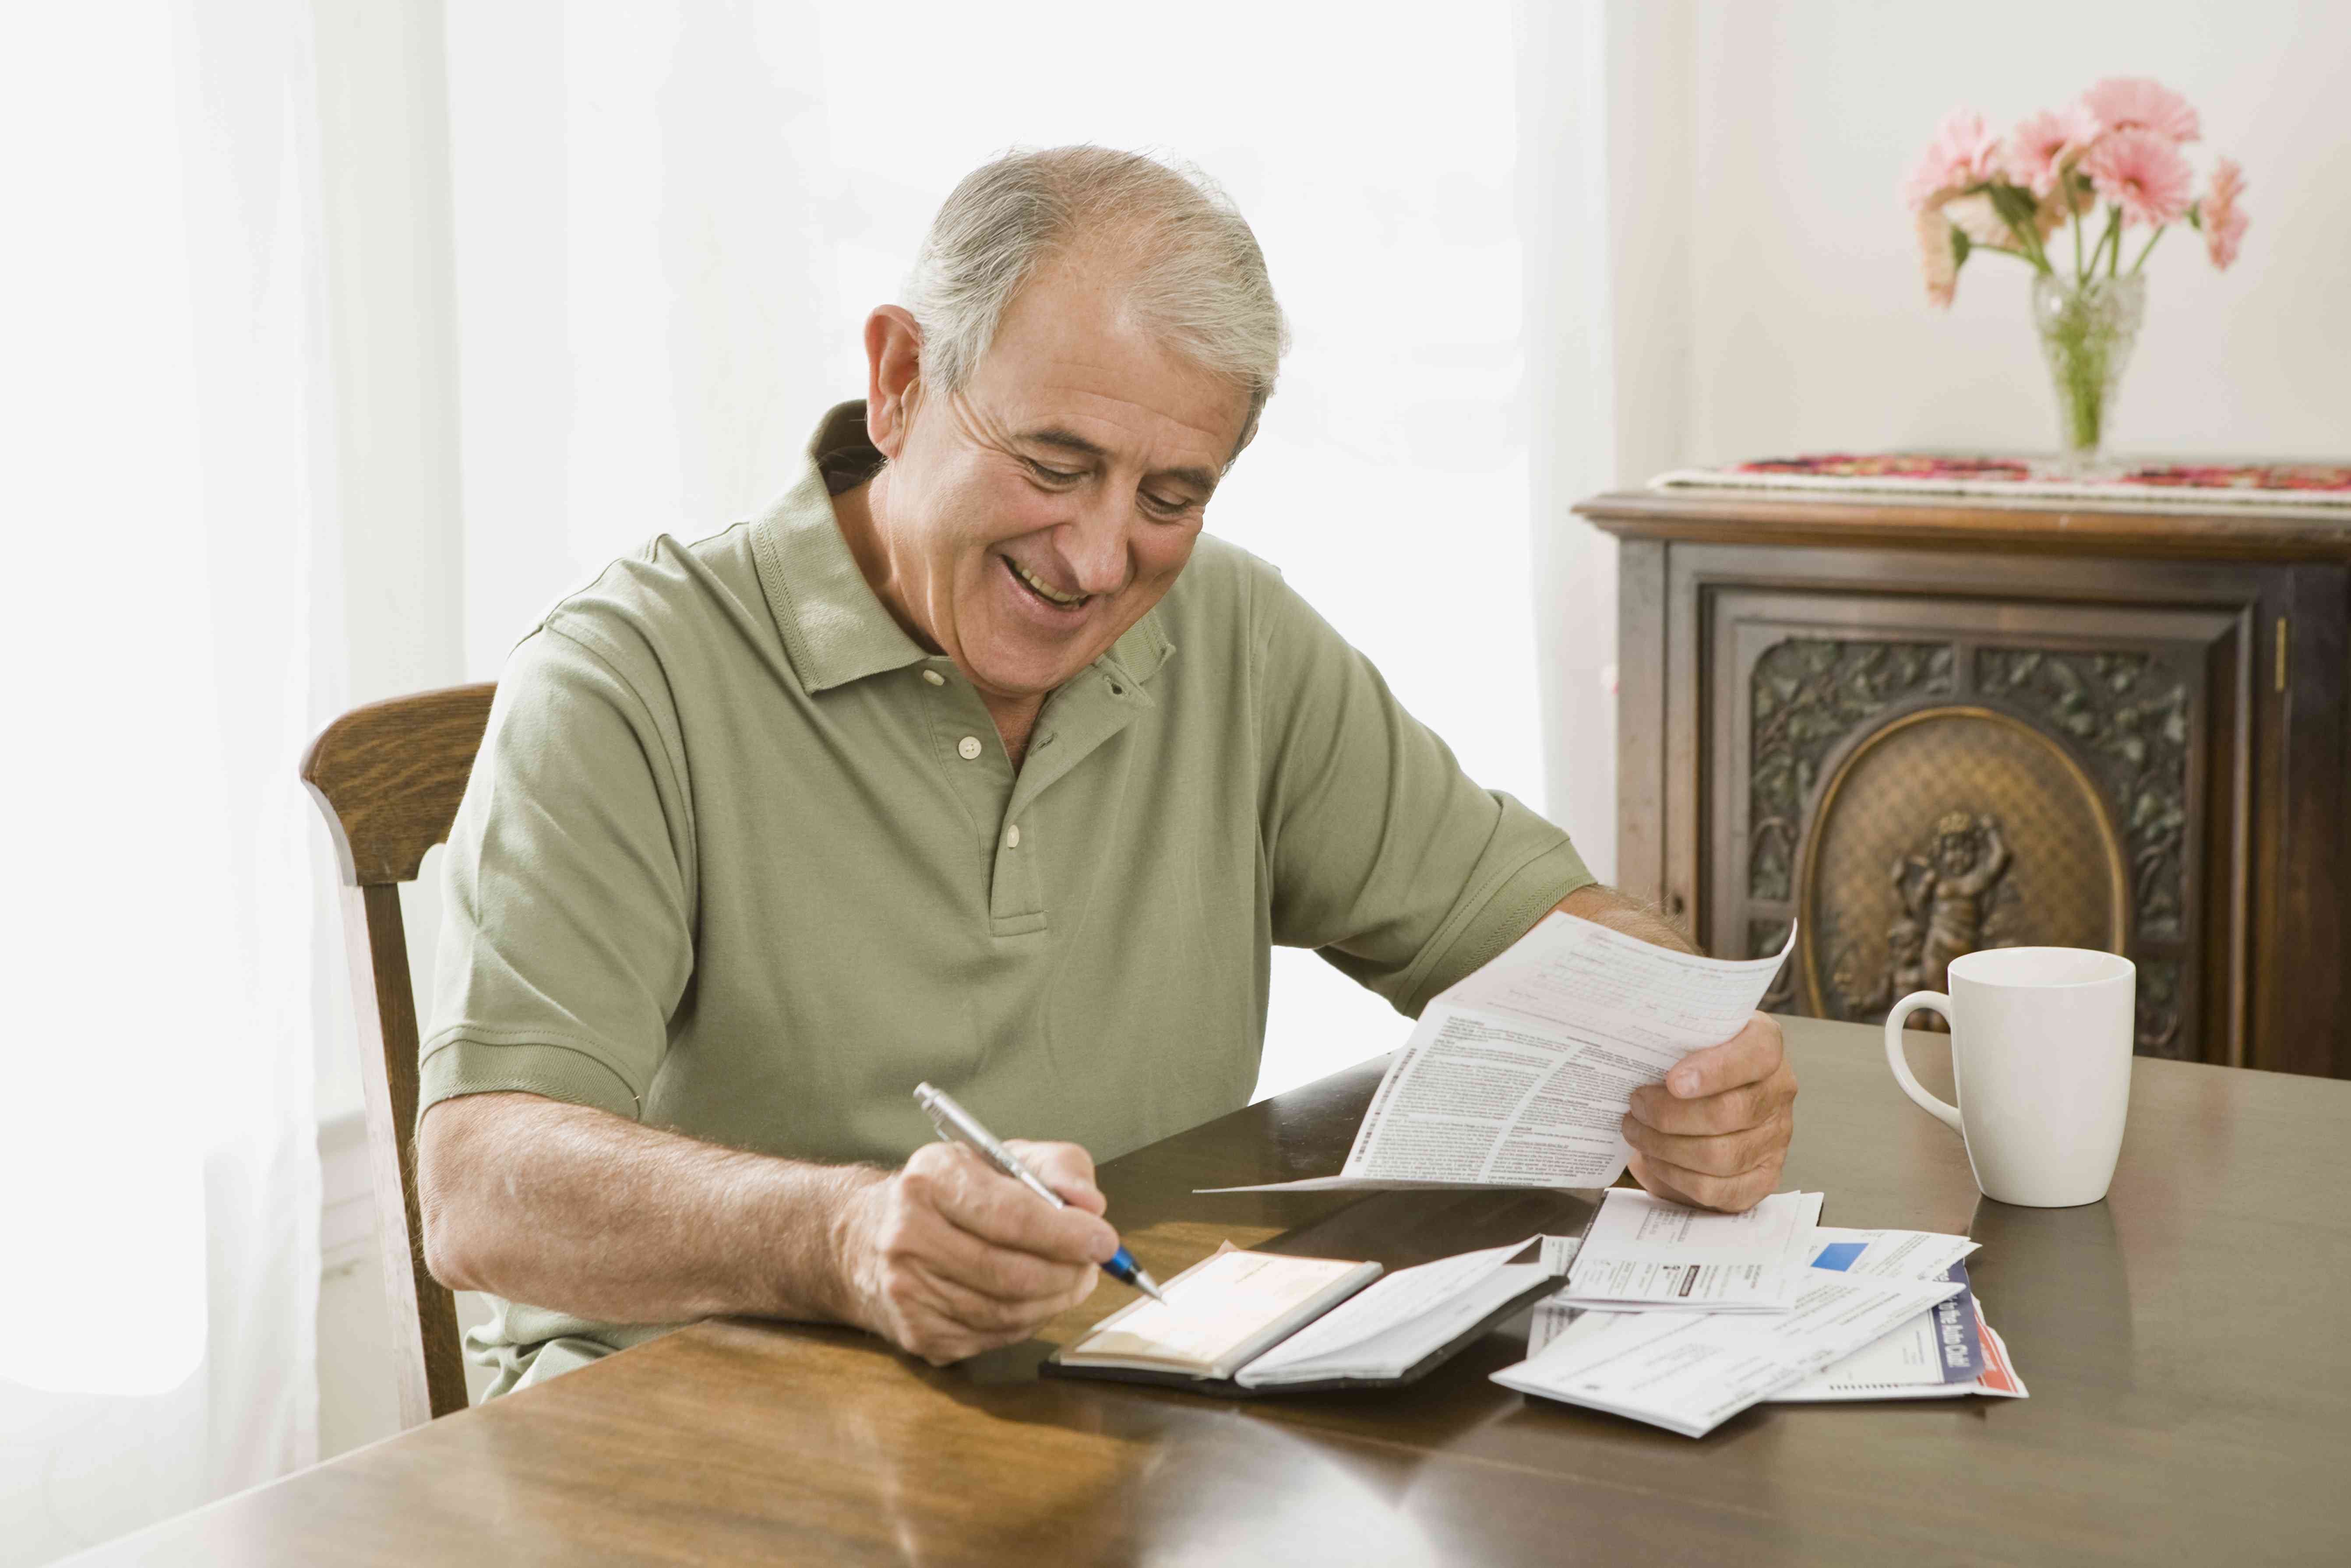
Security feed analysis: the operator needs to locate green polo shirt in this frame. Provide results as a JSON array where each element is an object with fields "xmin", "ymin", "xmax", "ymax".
[{"xmin": 423, "ymin": 402, "xmax": 1593, "ymax": 1391}]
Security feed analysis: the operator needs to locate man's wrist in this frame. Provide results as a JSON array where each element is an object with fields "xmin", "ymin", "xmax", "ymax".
[
  {"xmin": 773, "ymin": 1160, "xmax": 889, "ymax": 1328},
  {"xmin": 1554, "ymin": 883, "xmax": 1699, "ymax": 955}
]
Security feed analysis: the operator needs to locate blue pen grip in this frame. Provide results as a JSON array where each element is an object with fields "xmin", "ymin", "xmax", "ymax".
[{"xmin": 1103, "ymin": 1245, "xmax": 1144, "ymax": 1285}]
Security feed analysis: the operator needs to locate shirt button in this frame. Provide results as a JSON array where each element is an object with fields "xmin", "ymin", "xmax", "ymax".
[
  {"xmin": 921, "ymin": 669, "xmax": 945, "ymax": 687},
  {"xmin": 957, "ymin": 735, "xmax": 983, "ymax": 760},
  {"xmin": 1005, "ymin": 825, "xmax": 1022, "ymax": 849}
]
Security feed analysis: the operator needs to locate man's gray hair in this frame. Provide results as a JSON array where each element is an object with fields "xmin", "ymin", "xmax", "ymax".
[{"xmin": 903, "ymin": 145, "xmax": 1290, "ymax": 455}]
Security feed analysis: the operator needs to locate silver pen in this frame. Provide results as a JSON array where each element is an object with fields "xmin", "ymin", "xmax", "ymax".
[{"xmin": 913, "ymin": 1082, "xmax": 1167, "ymax": 1304}]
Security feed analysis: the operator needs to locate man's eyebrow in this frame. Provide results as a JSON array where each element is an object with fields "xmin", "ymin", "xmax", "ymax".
[{"xmin": 1021, "ymin": 426, "xmax": 1219, "ymax": 496}]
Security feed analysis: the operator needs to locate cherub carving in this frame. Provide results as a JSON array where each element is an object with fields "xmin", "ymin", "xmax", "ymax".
[
  {"xmin": 1829, "ymin": 812, "xmax": 2018, "ymax": 1025},
  {"xmin": 1898, "ymin": 811, "xmax": 2011, "ymax": 991}
]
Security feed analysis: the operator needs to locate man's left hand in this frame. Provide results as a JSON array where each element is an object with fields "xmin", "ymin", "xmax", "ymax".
[{"xmin": 1622, "ymin": 1013, "xmax": 1797, "ymax": 1213}]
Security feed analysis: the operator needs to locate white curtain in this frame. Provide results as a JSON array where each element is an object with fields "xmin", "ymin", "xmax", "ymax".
[
  {"xmin": 0, "ymin": 4, "xmax": 333, "ymax": 1560},
  {"xmin": 441, "ymin": 0, "xmax": 1554, "ymax": 1102},
  {"xmin": 2, "ymin": 3, "xmax": 1613, "ymax": 1544}
]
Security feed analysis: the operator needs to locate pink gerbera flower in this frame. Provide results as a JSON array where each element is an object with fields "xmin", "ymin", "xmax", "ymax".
[
  {"xmin": 2082, "ymin": 77, "xmax": 2201, "ymax": 143},
  {"xmin": 2003, "ymin": 104, "xmax": 2100, "ymax": 197},
  {"xmin": 1900, "ymin": 109, "xmax": 2002, "ymax": 211},
  {"xmin": 1942, "ymin": 193, "xmax": 2027, "ymax": 250},
  {"xmin": 2202, "ymin": 157, "xmax": 2249, "ymax": 268},
  {"xmin": 2082, "ymin": 128, "xmax": 2196, "ymax": 227}
]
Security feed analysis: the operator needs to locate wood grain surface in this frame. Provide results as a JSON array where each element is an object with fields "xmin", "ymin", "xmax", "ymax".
[{"xmin": 69, "ymin": 1017, "xmax": 2351, "ymax": 1565}]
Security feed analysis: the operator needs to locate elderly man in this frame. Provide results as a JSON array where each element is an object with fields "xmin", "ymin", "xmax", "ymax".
[{"xmin": 418, "ymin": 147, "xmax": 1796, "ymax": 1392}]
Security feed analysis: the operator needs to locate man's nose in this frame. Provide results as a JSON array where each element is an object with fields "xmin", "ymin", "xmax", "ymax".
[{"xmin": 1056, "ymin": 491, "xmax": 1129, "ymax": 595}]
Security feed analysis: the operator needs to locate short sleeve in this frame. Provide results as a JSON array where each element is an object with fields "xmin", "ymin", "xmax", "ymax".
[
  {"xmin": 1253, "ymin": 566, "xmax": 1594, "ymax": 1017},
  {"xmin": 419, "ymin": 625, "xmax": 696, "ymax": 1124}
]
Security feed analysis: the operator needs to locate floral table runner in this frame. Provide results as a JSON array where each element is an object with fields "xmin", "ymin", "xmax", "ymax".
[{"xmin": 1652, "ymin": 454, "xmax": 2351, "ymax": 507}]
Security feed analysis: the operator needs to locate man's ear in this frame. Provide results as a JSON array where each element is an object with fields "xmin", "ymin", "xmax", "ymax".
[{"xmin": 864, "ymin": 305, "xmax": 924, "ymax": 459}]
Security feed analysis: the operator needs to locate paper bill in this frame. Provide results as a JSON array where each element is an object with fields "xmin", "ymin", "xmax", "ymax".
[
  {"xmin": 1769, "ymin": 1261, "xmax": 2027, "ymax": 1402},
  {"xmin": 1555, "ymin": 1190, "xmax": 1823, "ymax": 1312},
  {"xmin": 1492, "ymin": 1269, "xmax": 1966, "ymax": 1438},
  {"xmin": 1526, "ymin": 1288, "xmax": 1583, "ymax": 1356},
  {"xmin": 1803, "ymin": 1226, "xmax": 1979, "ymax": 1281},
  {"xmin": 1200, "ymin": 914, "xmax": 1795, "ymax": 1194}
]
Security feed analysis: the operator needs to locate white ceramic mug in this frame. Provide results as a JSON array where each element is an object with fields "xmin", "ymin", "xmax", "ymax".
[{"xmin": 1883, "ymin": 946, "xmax": 2136, "ymax": 1208}]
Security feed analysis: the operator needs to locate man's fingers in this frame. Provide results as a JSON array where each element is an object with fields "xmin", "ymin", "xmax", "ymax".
[
  {"xmin": 895, "ymin": 1252, "xmax": 1096, "ymax": 1336},
  {"xmin": 1627, "ymin": 1014, "xmax": 1779, "ymax": 1132},
  {"xmin": 1628, "ymin": 1073, "xmax": 1781, "ymax": 1136},
  {"xmin": 1621, "ymin": 1111, "xmax": 1790, "ymax": 1179},
  {"xmin": 907, "ymin": 1144, "xmax": 1118, "ymax": 1266},
  {"xmin": 1658, "ymin": 1013, "xmax": 1785, "ymax": 1101},
  {"xmin": 881, "ymin": 1198, "xmax": 1097, "ymax": 1304},
  {"xmin": 1626, "ymin": 1149, "xmax": 1783, "ymax": 1214},
  {"xmin": 1002, "ymin": 1139, "xmax": 1107, "ymax": 1216},
  {"xmin": 1623, "ymin": 1156, "xmax": 1701, "ymax": 1211}
]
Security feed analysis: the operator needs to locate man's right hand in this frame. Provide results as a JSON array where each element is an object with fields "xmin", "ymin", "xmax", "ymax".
[{"xmin": 833, "ymin": 1138, "xmax": 1118, "ymax": 1365}]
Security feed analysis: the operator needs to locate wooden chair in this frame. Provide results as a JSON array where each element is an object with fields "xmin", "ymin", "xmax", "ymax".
[{"xmin": 300, "ymin": 683, "xmax": 497, "ymax": 1427}]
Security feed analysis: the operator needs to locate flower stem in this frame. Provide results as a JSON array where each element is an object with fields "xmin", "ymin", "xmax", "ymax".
[
  {"xmin": 2084, "ymin": 208, "xmax": 2122, "ymax": 276},
  {"xmin": 2020, "ymin": 221, "xmax": 2054, "ymax": 273},
  {"xmin": 2129, "ymin": 225, "xmax": 2167, "ymax": 274}
]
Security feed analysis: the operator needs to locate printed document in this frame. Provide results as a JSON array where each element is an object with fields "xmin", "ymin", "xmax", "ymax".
[
  {"xmin": 1527, "ymin": 1293, "xmax": 1582, "ymax": 1356},
  {"xmin": 1556, "ymin": 1189, "xmax": 1823, "ymax": 1311},
  {"xmin": 1201, "ymin": 914, "xmax": 1795, "ymax": 1193},
  {"xmin": 1492, "ymin": 1269, "xmax": 1966, "ymax": 1437},
  {"xmin": 1802, "ymin": 1226, "xmax": 1978, "ymax": 1280},
  {"xmin": 1770, "ymin": 1255, "xmax": 2027, "ymax": 1402}
]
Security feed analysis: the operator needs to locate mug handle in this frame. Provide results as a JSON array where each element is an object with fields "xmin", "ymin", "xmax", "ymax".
[{"xmin": 1884, "ymin": 990, "xmax": 1964, "ymax": 1134}]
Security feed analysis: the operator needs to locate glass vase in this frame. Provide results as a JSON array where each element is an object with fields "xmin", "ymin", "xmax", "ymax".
[{"xmin": 2029, "ymin": 272, "xmax": 2146, "ymax": 472}]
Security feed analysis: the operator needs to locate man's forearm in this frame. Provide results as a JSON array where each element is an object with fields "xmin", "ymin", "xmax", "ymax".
[
  {"xmin": 418, "ymin": 1092, "xmax": 882, "ymax": 1327},
  {"xmin": 1555, "ymin": 882, "xmax": 1700, "ymax": 955}
]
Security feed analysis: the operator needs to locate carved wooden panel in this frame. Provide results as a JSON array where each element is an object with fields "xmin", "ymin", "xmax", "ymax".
[
  {"xmin": 1595, "ymin": 504, "xmax": 2351, "ymax": 1081},
  {"xmin": 1748, "ymin": 641, "xmax": 1953, "ymax": 905},
  {"xmin": 1798, "ymin": 708, "xmax": 2128, "ymax": 1031},
  {"xmin": 1705, "ymin": 589, "xmax": 2242, "ymax": 1065},
  {"xmin": 1976, "ymin": 650, "xmax": 2191, "ymax": 942}
]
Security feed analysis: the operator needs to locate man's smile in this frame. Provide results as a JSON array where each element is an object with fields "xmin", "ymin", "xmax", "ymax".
[{"xmin": 1001, "ymin": 551, "xmax": 1092, "ymax": 612}]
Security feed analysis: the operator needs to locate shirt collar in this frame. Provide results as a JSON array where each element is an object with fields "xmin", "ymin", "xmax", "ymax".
[
  {"xmin": 749, "ymin": 403, "xmax": 930, "ymax": 694},
  {"xmin": 751, "ymin": 400, "xmax": 1177, "ymax": 698}
]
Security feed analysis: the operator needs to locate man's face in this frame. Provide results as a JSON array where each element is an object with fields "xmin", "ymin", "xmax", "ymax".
[{"xmin": 871, "ymin": 253, "xmax": 1250, "ymax": 702}]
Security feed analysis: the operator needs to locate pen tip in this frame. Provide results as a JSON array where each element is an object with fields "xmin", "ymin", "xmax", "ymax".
[{"xmin": 1135, "ymin": 1270, "xmax": 1168, "ymax": 1304}]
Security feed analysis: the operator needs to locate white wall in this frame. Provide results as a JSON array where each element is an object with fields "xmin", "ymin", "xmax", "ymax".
[
  {"xmin": 1537, "ymin": 0, "xmax": 2351, "ymax": 909},
  {"xmin": 1681, "ymin": 0, "xmax": 2351, "ymax": 462}
]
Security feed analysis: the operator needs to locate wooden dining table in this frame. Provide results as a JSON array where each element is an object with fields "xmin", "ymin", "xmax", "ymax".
[{"xmin": 73, "ymin": 1015, "xmax": 2351, "ymax": 1565}]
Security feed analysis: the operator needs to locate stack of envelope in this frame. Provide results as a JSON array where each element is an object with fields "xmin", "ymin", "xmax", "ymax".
[{"xmin": 1494, "ymin": 1191, "xmax": 2027, "ymax": 1437}]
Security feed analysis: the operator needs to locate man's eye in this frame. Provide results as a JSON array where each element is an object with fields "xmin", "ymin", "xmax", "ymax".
[
  {"xmin": 1026, "ymin": 460, "xmax": 1082, "ymax": 483},
  {"xmin": 1143, "ymin": 493, "xmax": 1189, "ymax": 515}
]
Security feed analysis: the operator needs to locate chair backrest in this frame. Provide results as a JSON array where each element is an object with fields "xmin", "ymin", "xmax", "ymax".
[{"xmin": 300, "ymin": 683, "xmax": 496, "ymax": 1427}]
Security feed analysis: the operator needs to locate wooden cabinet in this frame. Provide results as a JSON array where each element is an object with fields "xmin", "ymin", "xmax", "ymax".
[{"xmin": 1580, "ymin": 487, "xmax": 2351, "ymax": 1078}]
